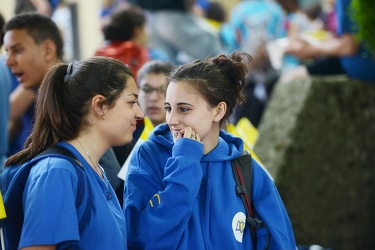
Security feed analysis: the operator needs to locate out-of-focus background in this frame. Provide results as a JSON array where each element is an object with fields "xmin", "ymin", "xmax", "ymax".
[
  {"xmin": 1, "ymin": 0, "xmax": 242, "ymax": 59},
  {"xmin": 0, "ymin": 0, "xmax": 320, "ymax": 60}
]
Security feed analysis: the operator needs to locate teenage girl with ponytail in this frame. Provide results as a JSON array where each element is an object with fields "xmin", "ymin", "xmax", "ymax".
[{"xmin": 4, "ymin": 56, "xmax": 144, "ymax": 249}]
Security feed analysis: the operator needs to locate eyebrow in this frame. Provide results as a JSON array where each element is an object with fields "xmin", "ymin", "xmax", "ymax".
[
  {"xmin": 164, "ymin": 102, "xmax": 193, "ymax": 106},
  {"xmin": 129, "ymin": 93, "xmax": 138, "ymax": 99},
  {"xmin": 141, "ymin": 83, "xmax": 164, "ymax": 87},
  {"xmin": 6, "ymin": 42, "xmax": 22, "ymax": 52}
]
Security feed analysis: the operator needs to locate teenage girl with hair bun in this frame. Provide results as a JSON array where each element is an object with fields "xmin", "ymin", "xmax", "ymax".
[{"xmin": 124, "ymin": 52, "xmax": 297, "ymax": 249}]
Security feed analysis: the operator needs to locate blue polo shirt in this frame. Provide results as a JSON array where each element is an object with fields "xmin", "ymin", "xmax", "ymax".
[{"xmin": 20, "ymin": 142, "xmax": 127, "ymax": 249}]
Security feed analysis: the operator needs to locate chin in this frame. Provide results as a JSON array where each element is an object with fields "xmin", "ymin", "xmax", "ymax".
[
  {"xmin": 113, "ymin": 137, "xmax": 133, "ymax": 147},
  {"xmin": 21, "ymin": 82, "xmax": 33, "ymax": 90}
]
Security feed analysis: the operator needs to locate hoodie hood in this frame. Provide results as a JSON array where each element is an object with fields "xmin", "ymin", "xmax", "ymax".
[{"xmin": 149, "ymin": 124, "xmax": 244, "ymax": 162}]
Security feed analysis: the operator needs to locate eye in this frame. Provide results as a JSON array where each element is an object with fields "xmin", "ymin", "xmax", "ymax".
[
  {"xmin": 180, "ymin": 107, "xmax": 190, "ymax": 113},
  {"xmin": 141, "ymin": 84, "xmax": 166, "ymax": 95},
  {"xmin": 12, "ymin": 47, "xmax": 23, "ymax": 54},
  {"xmin": 129, "ymin": 100, "xmax": 138, "ymax": 106},
  {"xmin": 164, "ymin": 105, "xmax": 171, "ymax": 112},
  {"xmin": 141, "ymin": 85, "xmax": 152, "ymax": 94}
]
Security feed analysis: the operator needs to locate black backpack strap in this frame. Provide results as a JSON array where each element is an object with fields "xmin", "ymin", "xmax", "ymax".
[
  {"xmin": 232, "ymin": 150, "xmax": 270, "ymax": 250},
  {"xmin": 35, "ymin": 146, "xmax": 83, "ymax": 168}
]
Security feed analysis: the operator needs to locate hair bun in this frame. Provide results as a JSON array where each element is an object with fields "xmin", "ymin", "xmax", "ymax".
[{"xmin": 211, "ymin": 52, "xmax": 251, "ymax": 95}]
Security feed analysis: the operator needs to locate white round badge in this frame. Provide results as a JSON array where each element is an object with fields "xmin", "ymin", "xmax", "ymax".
[{"xmin": 232, "ymin": 212, "xmax": 246, "ymax": 243}]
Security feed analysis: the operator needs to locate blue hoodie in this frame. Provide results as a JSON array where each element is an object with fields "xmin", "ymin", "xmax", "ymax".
[{"xmin": 124, "ymin": 124, "xmax": 296, "ymax": 249}]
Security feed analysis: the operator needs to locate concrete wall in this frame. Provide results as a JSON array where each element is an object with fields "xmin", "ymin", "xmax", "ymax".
[{"xmin": 254, "ymin": 75, "xmax": 375, "ymax": 249}]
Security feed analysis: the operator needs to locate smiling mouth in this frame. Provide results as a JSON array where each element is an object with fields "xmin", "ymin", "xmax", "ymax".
[{"xmin": 172, "ymin": 129, "xmax": 181, "ymax": 136}]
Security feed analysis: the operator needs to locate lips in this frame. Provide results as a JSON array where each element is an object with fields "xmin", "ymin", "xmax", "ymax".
[
  {"xmin": 171, "ymin": 129, "xmax": 181, "ymax": 137},
  {"xmin": 12, "ymin": 71, "xmax": 23, "ymax": 82},
  {"xmin": 131, "ymin": 123, "xmax": 137, "ymax": 130}
]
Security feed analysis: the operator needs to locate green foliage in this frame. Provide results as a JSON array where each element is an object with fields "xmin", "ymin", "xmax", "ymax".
[{"xmin": 350, "ymin": 0, "xmax": 375, "ymax": 57}]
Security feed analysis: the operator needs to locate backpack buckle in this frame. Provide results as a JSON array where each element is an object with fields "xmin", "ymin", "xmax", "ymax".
[{"xmin": 247, "ymin": 216, "xmax": 263, "ymax": 228}]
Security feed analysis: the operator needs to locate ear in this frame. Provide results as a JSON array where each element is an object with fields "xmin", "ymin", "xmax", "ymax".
[
  {"xmin": 213, "ymin": 102, "xmax": 226, "ymax": 123},
  {"xmin": 91, "ymin": 94, "xmax": 106, "ymax": 118},
  {"xmin": 42, "ymin": 39, "xmax": 57, "ymax": 62}
]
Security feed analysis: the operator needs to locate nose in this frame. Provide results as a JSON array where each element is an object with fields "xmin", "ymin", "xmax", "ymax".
[
  {"xmin": 166, "ymin": 109, "xmax": 179, "ymax": 125},
  {"xmin": 149, "ymin": 90, "xmax": 160, "ymax": 100},
  {"xmin": 135, "ymin": 103, "xmax": 145, "ymax": 120},
  {"xmin": 5, "ymin": 53, "xmax": 15, "ymax": 67}
]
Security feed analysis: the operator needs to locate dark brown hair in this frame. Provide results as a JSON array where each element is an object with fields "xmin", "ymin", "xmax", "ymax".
[
  {"xmin": 0, "ymin": 12, "xmax": 5, "ymax": 48},
  {"xmin": 168, "ymin": 51, "xmax": 251, "ymax": 125},
  {"xmin": 137, "ymin": 60, "xmax": 175, "ymax": 83},
  {"xmin": 103, "ymin": 6, "xmax": 146, "ymax": 41},
  {"xmin": 5, "ymin": 56, "xmax": 134, "ymax": 167},
  {"xmin": 4, "ymin": 12, "xmax": 64, "ymax": 60}
]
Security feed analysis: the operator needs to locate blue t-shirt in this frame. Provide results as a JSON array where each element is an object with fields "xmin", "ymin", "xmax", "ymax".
[
  {"xmin": 20, "ymin": 142, "xmax": 127, "ymax": 249},
  {"xmin": 336, "ymin": 0, "xmax": 375, "ymax": 83},
  {"xmin": 220, "ymin": 0, "xmax": 286, "ymax": 52}
]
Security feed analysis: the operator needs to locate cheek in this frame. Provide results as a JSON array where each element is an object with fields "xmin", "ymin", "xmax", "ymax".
[
  {"xmin": 194, "ymin": 112, "xmax": 214, "ymax": 130},
  {"xmin": 181, "ymin": 116, "xmax": 204, "ymax": 132},
  {"xmin": 114, "ymin": 108, "xmax": 131, "ymax": 125},
  {"xmin": 125, "ymin": 110, "xmax": 135, "ymax": 123}
]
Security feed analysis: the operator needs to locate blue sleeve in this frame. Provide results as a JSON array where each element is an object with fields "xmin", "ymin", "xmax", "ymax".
[
  {"xmin": 336, "ymin": 0, "xmax": 355, "ymax": 35},
  {"xmin": 251, "ymin": 160, "xmax": 297, "ymax": 249},
  {"xmin": 49, "ymin": 0, "xmax": 60, "ymax": 12},
  {"xmin": 124, "ymin": 139, "xmax": 204, "ymax": 249},
  {"xmin": 20, "ymin": 158, "xmax": 80, "ymax": 248}
]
